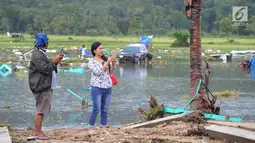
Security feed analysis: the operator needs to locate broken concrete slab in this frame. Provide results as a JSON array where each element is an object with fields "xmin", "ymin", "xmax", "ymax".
[
  {"xmin": 124, "ymin": 113, "xmax": 187, "ymax": 129},
  {"xmin": 0, "ymin": 127, "xmax": 12, "ymax": 143},
  {"xmin": 201, "ymin": 124, "xmax": 255, "ymax": 143},
  {"xmin": 208, "ymin": 120, "xmax": 255, "ymax": 131}
]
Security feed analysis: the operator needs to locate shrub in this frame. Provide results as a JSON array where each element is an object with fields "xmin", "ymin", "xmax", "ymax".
[{"xmin": 171, "ymin": 30, "xmax": 190, "ymax": 47}]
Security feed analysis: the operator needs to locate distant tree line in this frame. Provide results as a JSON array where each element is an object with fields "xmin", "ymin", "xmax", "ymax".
[{"xmin": 0, "ymin": 0, "xmax": 254, "ymax": 36}]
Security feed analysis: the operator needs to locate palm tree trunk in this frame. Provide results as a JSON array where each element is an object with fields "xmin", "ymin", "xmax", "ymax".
[{"xmin": 189, "ymin": 0, "xmax": 212, "ymax": 112}]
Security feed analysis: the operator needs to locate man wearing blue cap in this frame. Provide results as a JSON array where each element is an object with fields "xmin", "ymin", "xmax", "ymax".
[{"xmin": 28, "ymin": 33, "xmax": 63, "ymax": 140}]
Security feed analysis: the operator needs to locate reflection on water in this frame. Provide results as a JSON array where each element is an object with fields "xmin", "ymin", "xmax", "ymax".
[
  {"xmin": 0, "ymin": 60, "xmax": 255, "ymax": 129},
  {"xmin": 249, "ymin": 71, "xmax": 255, "ymax": 80},
  {"xmin": 119, "ymin": 64, "xmax": 151, "ymax": 78}
]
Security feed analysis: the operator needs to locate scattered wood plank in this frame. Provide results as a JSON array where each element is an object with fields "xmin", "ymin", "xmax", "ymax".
[
  {"xmin": 208, "ymin": 120, "xmax": 255, "ymax": 131},
  {"xmin": 124, "ymin": 113, "xmax": 187, "ymax": 129},
  {"xmin": 0, "ymin": 127, "xmax": 12, "ymax": 143},
  {"xmin": 200, "ymin": 124, "xmax": 255, "ymax": 143}
]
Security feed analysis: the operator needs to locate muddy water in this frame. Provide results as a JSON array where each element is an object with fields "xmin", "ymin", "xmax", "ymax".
[{"xmin": 0, "ymin": 60, "xmax": 254, "ymax": 129}]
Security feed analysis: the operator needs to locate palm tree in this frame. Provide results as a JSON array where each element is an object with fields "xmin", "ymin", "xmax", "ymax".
[{"xmin": 185, "ymin": 0, "xmax": 213, "ymax": 113}]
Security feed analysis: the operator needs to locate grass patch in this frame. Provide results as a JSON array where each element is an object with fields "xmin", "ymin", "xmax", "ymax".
[
  {"xmin": 0, "ymin": 105, "xmax": 11, "ymax": 109},
  {"xmin": 72, "ymin": 102, "xmax": 91, "ymax": 109},
  {"xmin": 0, "ymin": 34, "xmax": 254, "ymax": 63},
  {"xmin": 180, "ymin": 91, "xmax": 240, "ymax": 100},
  {"xmin": 0, "ymin": 34, "xmax": 254, "ymax": 53},
  {"xmin": 213, "ymin": 90, "xmax": 240, "ymax": 97},
  {"xmin": 0, "ymin": 104, "xmax": 25, "ymax": 110},
  {"xmin": 180, "ymin": 94, "xmax": 190, "ymax": 100}
]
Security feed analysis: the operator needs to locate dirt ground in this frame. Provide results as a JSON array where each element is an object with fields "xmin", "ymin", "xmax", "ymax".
[{"xmin": 10, "ymin": 112, "xmax": 231, "ymax": 143}]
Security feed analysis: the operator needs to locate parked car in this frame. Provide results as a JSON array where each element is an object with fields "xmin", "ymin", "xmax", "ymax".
[{"xmin": 119, "ymin": 44, "xmax": 148, "ymax": 64}]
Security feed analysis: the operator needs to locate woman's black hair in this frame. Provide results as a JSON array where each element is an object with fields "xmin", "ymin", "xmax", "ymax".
[{"xmin": 91, "ymin": 41, "xmax": 108, "ymax": 62}]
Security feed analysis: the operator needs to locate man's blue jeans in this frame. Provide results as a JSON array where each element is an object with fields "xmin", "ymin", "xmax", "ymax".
[{"xmin": 89, "ymin": 86, "xmax": 112, "ymax": 126}]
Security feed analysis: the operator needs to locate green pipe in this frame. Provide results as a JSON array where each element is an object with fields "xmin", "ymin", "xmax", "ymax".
[
  {"xmin": 183, "ymin": 80, "xmax": 202, "ymax": 110},
  {"xmin": 201, "ymin": 81, "xmax": 215, "ymax": 98},
  {"xmin": 67, "ymin": 89, "xmax": 83, "ymax": 101}
]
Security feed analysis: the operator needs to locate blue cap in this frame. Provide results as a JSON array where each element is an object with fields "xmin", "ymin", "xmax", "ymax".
[{"xmin": 34, "ymin": 33, "xmax": 49, "ymax": 47}]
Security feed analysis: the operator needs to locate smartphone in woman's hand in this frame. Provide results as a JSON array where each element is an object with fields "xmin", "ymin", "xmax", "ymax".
[{"xmin": 111, "ymin": 50, "xmax": 116, "ymax": 61}]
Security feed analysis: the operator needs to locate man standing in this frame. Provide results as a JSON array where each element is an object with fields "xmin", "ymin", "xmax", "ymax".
[
  {"xmin": 28, "ymin": 33, "xmax": 63, "ymax": 140},
  {"xmin": 81, "ymin": 45, "xmax": 86, "ymax": 59}
]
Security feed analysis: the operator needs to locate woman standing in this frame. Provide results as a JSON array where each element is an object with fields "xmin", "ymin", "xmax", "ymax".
[{"xmin": 88, "ymin": 42, "xmax": 116, "ymax": 127}]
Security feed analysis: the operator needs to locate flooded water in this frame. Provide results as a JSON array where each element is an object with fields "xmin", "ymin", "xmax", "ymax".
[{"xmin": 0, "ymin": 60, "xmax": 255, "ymax": 129}]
